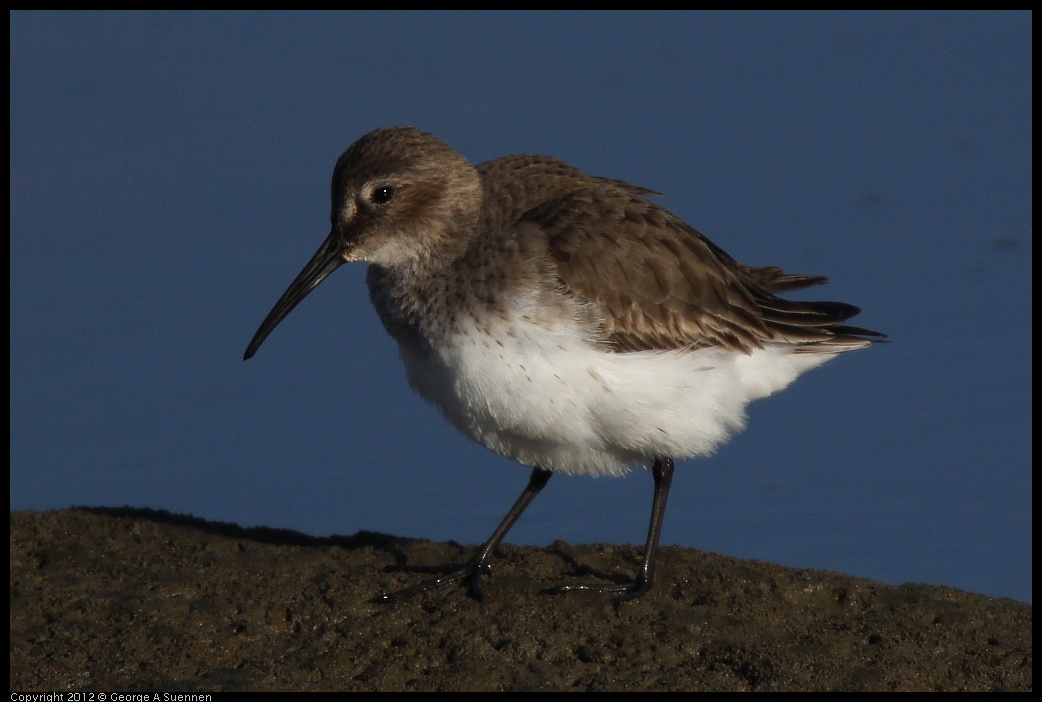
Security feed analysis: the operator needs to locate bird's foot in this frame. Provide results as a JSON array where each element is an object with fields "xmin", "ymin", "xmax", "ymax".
[
  {"xmin": 543, "ymin": 575, "xmax": 653, "ymax": 605},
  {"xmin": 374, "ymin": 558, "xmax": 491, "ymax": 603}
]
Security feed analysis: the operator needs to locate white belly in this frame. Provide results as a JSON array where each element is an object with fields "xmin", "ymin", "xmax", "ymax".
[{"xmin": 396, "ymin": 312, "xmax": 834, "ymax": 476}]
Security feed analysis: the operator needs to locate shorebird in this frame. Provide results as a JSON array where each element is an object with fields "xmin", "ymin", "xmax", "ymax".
[{"xmin": 244, "ymin": 126, "xmax": 883, "ymax": 604}]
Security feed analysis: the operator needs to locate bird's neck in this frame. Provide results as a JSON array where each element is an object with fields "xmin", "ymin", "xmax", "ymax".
[{"xmin": 364, "ymin": 241, "xmax": 479, "ymax": 353}]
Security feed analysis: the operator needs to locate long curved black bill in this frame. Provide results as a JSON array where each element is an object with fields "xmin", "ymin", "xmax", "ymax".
[{"xmin": 244, "ymin": 231, "xmax": 346, "ymax": 360}]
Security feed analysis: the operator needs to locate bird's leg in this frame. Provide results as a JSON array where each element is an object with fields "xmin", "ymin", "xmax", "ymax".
[
  {"xmin": 548, "ymin": 456, "xmax": 675, "ymax": 604},
  {"xmin": 376, "ymin": 467, "xmax": 552, "ymax": 603}
]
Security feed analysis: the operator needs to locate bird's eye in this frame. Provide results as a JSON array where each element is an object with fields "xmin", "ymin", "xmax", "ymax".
[{"xmin": 371, "ymin": 186, "xmax": 396, "ymax": 204}]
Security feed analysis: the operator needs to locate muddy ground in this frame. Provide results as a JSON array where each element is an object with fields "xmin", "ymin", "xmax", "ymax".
[{"xmin": 10, "ymin": 508, "xmax": 1031, "ymax": 691}]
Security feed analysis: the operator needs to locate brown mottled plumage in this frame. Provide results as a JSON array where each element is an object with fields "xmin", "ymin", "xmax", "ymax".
[
  {"xmin": 245, "ymin": 126, "xmax": 883, "ymax": 604},
  {"xmin": 474, "ymin": 150, "xmax": 878, "ymax": 355}
]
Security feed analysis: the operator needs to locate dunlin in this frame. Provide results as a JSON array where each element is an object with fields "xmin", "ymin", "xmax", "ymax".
[{"xmin": 244, "ymin": 126, "xmax": 883, "ymax": 603}]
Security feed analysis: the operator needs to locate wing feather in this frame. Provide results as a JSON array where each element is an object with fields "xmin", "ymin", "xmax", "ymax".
[{"xmin": 476, "ymin": 155, "xmax": 883, "ymax": 354}]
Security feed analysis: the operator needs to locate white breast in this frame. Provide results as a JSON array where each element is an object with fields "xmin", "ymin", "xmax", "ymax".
[{"xmin": 393, "ymin": 304, "xmax": 836, "ymax": 477}]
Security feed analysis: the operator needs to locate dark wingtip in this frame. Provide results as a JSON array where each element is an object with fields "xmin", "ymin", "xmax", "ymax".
[{"xmin": 838, "ymin": 327, "xmax": 888, "ymax": 342}]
